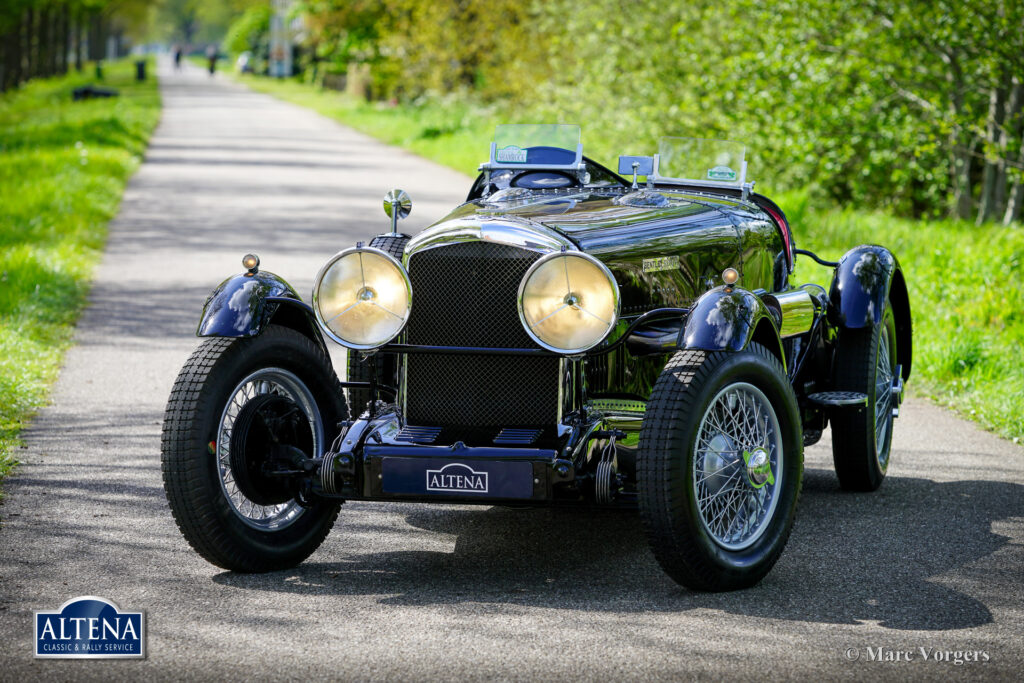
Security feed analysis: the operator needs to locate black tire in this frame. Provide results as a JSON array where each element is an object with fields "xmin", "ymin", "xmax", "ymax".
[
  {"xmin": 161, "ymin": 325, "xmax": 347, "ymax": 572},
  {"xmin": 638, "ymin": 343, "xmax": 803, "ymax": 591},
  {"xmin": 346, "ymin": 233, "xmax": 408, "ymax": 414},
  {"xmin": 831, "ymin": 302, "xmax": 897, "ymax": 491},
  {"xmin": 346, "ymin": 351, "xmax": 394, "ymax": 417},
  {"xmin": 368, "ymin": 232, "xmax": 410, "ymax": 261}
]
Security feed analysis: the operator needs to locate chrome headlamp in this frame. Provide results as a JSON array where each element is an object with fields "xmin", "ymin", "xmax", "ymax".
[
  {"xmin": 518, "ymin": 251, "xmax": 620, "ymax": 354},
  {"xmin": 312, "ymin": 246, "xmax": 412, "ymax": 350}
]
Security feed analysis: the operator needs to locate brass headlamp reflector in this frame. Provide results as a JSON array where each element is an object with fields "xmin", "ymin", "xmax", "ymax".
[
  {"xmin": 518, "ymin": 251, "xmax": 620, "ymax": 354},
  {"xmin": 313, "ymin": 247, "xmax": 412, "ymax": 350}
]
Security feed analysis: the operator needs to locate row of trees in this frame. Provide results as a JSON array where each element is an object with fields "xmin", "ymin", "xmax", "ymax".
[
  {"xmin": 0, "ymin": 1, "xmax": 150, "ymax": 92},
  {"xmin": 288, "ymin": 0, "xmax": 1022, "ymax": 224},
  {"xmin": 0, "ymin": 0, "xmax": 252, "ymax": 93}
]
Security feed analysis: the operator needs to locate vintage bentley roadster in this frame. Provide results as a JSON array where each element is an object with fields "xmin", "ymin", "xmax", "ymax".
[{"xmin": 162, "ymin": 125, "xmax": 911, "ymax": 591}]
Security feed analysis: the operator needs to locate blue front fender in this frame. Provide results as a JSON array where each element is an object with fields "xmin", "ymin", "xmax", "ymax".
[
  {"xmin": 197, "ymin": 270, "xmax": 325, "ymax": 349},
  {"xmin": 680, "ymin": 286, "xmax": 783, "ymax": 365}
]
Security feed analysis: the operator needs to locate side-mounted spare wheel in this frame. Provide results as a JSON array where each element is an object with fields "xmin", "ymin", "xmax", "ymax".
[
  {"xmin": 162, "ymin": 324, "xmax": 347, "ymax": 572},
  {"xmin": 638, "ymin": 343, "xmax": 803, "ymax": 591}
]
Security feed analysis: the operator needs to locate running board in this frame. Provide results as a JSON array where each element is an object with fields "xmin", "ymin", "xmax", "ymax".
[{"xmin": 808, "ymin": 391, "xmax": 867, "ymax": 408}]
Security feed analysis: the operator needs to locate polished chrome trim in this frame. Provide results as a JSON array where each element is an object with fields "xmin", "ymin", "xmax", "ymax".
[
  {"xmin": 383, "ymin": 189, "xmax": 412, "ymax": 234},
  {"xmin": 403, "ymin": 217, "xmax": 574, "ymax": 267},
  {"xmin": 516, "ymin": 251, "xmax": 621, "ymax": 355},
  {"xmin": 312, "ymin": 245, "xmax": 412, "ymax": 350},
  {"xmin": 764, "ymin": 288, "xmax": 815, "ymax": 338}
]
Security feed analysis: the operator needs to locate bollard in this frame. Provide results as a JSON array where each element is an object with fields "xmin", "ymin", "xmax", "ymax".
[{"xmin": 135, "ymin": 60, "xmax": 146, "ymax": 81}]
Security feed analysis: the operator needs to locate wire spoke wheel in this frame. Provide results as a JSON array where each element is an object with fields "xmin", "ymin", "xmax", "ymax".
[
  {"xmin": 693, "ymin": 382, "xmax": 783, "ymax": 551},
  {"xmin": 162, "ymin": 325, "xmax": 346, "ymax": 572},
  {"xmin": 638, "ymin": 343, "xmax": 802, "ymax": 591},
  {"xmin": 216, "ymin": 367, "xmax": 323, "ymax": 530},
  {"xmin": 874, "ymin": 330, "xmax": 894, "ymax": 469}
]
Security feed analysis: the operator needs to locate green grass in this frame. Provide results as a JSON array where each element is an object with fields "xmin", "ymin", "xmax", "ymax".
[
  {"xmin": 227, "ymin": 74, "xmax": 1024, "ymax": 443},
  {"xmin": 783, "ymin": 199, "xmax": 1024, "ymax": 442},
  {"xmin": 0, "ymin": 60, "xmax": 161, "ymax": 490}
]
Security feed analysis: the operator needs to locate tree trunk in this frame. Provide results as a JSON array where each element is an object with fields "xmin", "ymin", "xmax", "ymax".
[
  {"xmin": 946, "ymin": 52, "xmax": 974, "ymax": 220},
  {"xmin": 0, "ymin": 29, "xmax": 11, "ymax": 91},
  {"xmin": 74, "ymin": 9, "xmax": 84, "ymax": 72},
  {"xmin": 49, "ymin": 6, "xmax": 60, "ymax": 76},
  {"xmin": 24, "ymin": 7, "xmax": 35, "ymax": 79},
  {"xmin": 1004, "ymin": 147, "xmax": 1024, "ymax": 225},
  {"xmin": 9, "ymin": 15, "xmax": 24, "ymax": 88},
  {"xmin": 994, "ymin": 79, "xmax": 1022, "ymax": 218},
  {"xmin": 951, "ymin": 140, "xmax": 974, "ymax": 220},
  {"xmin": 39, "ymin": 5, "xmax": 52, "ymax": 78},
  {"xmin": 57, "ymin": 6, "xmax": 69, "ymax": 75},
  {"xmin": 1003, "ymin": 89, "xmax": 1024, "ymax": 225},
  {"xmin": 39, "ymin": 5, "xmax": 50, "ymax": 77},
  {"xmin": 88, "ymin": 12, "xmax": 99, "ymax": 62},
  {"xmin": 977, "ymin": 85, "xmax": 1007, "ymax": 225}
]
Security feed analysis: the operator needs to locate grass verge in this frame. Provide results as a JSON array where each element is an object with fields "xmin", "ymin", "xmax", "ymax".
[
  {"xmin": 0, "ymin": 59, "xmax": 161, "ymax": 492},
  {"xmin": 229, "ymin": 74, "xmax": 1023, "ymax": 443}
]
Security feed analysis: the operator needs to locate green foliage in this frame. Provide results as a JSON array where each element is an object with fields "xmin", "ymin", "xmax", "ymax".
[
  {"xmin": 300, "ymin": 0, "xmax": 544, "ymax": 98},
  {"xmin": 0, "ymin": 58, "xmax": 160, "ymax": 490},
  {"xmin": 293, "ymin": 0, "xmax": 1024, "ymax": 225},
  {"xmin": 223, "ymin": 4, "xmax": 271, "ymax": 60}
]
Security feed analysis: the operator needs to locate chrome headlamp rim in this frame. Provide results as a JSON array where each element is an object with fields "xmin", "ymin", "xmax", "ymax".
[
  {"xmin": 311, "ymin": 245, "xmax": 412, "ymax": 351},
  {"xmin": 517, "ymin": 250, "xmax": 621, "ymax": 355}
]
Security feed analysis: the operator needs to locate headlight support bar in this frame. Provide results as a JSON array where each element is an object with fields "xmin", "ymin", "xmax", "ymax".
[{"xmin": 378, "ymin": 307, "xmax": 689, "ymax": 358}]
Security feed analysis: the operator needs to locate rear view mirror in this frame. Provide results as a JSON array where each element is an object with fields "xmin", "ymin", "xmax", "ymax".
[{"xmin": 618, "ymin": 155, "xmax": 654, "ymax": 177}]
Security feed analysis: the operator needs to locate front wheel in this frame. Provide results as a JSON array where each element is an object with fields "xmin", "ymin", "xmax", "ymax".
[
  {"xmin": 638, "ymin": 343, "xmax": 803, "ymax": 591},
  {"xmin": 162, "ymin": 325, "xmax": 347, "ymax": 572}
]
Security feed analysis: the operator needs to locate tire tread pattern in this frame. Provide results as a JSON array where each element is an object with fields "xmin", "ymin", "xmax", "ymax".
[
  {"xmin": 638, "ymin": 343, "xmax": 802, "ymax": 591},
  {"xmin": 161, "ymin": 326, "xmax": 343, "ymax": 572},
  {"xmin": 830, "ymin": 308, "xmax": 893, "ymax": 491}
]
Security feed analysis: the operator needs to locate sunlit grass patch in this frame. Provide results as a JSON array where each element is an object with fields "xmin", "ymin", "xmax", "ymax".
[
  {"xmin": 0, "ymin": 60, "xmax": 161, "ymax": 491},
  {"xmin": 785, "ymin": 202, "xmax": 1024, "ymax": 441}
]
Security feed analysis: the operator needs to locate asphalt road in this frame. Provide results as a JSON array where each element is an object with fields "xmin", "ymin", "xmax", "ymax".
[{"xmin": 1, "ymin": 58, "xmax": 1022, "ymax": 681}]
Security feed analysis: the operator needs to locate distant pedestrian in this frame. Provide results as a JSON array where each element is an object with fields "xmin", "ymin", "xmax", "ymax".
[
  {"xmin": 173, "ymin": 45, "xmax": 182, "ymax": 70},
  {"xmin": 206, "ymin": 45, "xmax": 218, "ymax": 76}
]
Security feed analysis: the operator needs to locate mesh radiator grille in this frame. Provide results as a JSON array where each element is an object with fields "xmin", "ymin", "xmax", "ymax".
[{"xmin": 404, "ymin": 241, "xmax": 560, "ymax": 428}]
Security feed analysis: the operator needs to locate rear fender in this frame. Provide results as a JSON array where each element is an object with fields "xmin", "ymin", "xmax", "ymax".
[
  {"xmin": 828, "ymin": 245, "xmax": 911, "ymax": 380},
  {"xmin": 197, "ymin": 271, "xmax": 326, "ymax": 351},
  {"xmin": 680, "ymin": 286, "xmax": 784, "ymax": 369}
]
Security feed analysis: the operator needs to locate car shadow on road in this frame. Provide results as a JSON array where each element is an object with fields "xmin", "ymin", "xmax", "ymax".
[{"xmin": 212, "ymin": 470, "xmax": 1024, "ymax": 631}]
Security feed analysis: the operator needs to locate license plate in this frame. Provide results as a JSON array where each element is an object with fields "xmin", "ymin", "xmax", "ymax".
[{"xmin": 381, "ymin": 458, "xmax": 535, "ymax": 499}]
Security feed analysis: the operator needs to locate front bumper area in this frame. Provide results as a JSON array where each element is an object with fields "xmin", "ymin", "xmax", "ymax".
[{"xmin": 314, "ymin": 409, "xmax": 579, "ymax": 504}]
